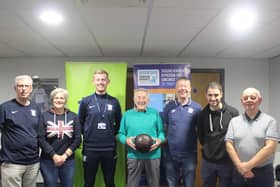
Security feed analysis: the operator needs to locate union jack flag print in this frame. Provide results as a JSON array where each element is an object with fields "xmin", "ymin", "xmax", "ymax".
[{"xmin": 47, "ymin": 120, "xmax": 74, "ymax": 139}]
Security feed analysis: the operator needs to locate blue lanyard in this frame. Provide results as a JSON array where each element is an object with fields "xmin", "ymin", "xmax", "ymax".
[{"xmin": 94, "ymin": 94, "xmax": 107, "ymax": 118}]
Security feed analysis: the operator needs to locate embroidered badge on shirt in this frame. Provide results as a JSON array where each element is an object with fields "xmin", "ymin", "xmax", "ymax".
[
  {"xmin": 188, "ymin": 107, "xmax": 194, "ymax": 113},
  {"xmin": 30, "ymin": 109, "xmax": 37, "ymax": 116},
  {"xmin": 107, "ymin": 104, "xmax": 113, "ymax": 111}
]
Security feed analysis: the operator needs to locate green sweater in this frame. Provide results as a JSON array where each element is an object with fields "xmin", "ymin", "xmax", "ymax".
[{"xmin": 118, "ymin": 107, "xmax": 165, "ymax": 159}]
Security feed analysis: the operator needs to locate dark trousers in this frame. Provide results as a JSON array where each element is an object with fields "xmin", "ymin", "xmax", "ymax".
[
  {"xmin": 201, "ymin": 159, "xmax": 233, "ymax": 187},
  {"xmin": 231, "ymin": 164, "xmax": 274, "ymax": 187},
  {"xmin": 83, "ymin": 150, "xmax": 116, "ymax": 187}
]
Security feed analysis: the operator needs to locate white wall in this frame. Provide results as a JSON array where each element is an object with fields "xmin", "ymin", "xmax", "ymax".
[
  {"xmin": 269, "ymin": 57, "xmax": 280, "ymax": 125},
  {"xmin": 189, "ymin": 57, "xmax": 270, "ymax": 112},
  {"xmin": 0, "ymin": 58, "xmax": 65, "ymax": 102},
  {"xmin": 269, "ymin": 56, "xmax": 280, "ymax": 166},
  {"xmin": 0, "ymin": 57, "xmax": 270, "ymax": 114}
]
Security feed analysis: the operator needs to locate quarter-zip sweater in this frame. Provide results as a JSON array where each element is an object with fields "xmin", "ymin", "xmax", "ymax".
[
  {"xmin": 79, "ymin": 93, "xmax": 122, "ymax": 151},
  {"xmin": 38, "ymin": 109, "xmax": 81, "ymax": 160}
]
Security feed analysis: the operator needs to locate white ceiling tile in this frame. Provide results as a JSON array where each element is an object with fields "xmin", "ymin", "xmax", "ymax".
[
  {"xmin": 75, "ymin": 0, "xmax": 148, "ymax": 8},
  {"xmin": 0, "ymin": 0, "xmax": 279, "ymax": 59},
  {"xmin": 154, "ymin": 0, "xmax": 227, "ymax": 9},
  {"xmin": 81, "ymin": 8, "xmax": 147, "ymax": 41},
  {"xmin": 14, "ymin": 7, "xmax": 103, "ymax": 56},
  {"xmin": 0, "ymin": 42, "xmax": 25, "ymax": 57},
  {"xmin": 100, "ymin": 40, "xmax": 141, "ymax": 56},
  {"xmin": 144, "ymin": 7, "xmax": 219, "ymax": 57}
]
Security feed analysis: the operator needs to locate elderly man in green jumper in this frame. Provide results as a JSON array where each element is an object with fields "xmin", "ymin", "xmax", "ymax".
[{"xmin": 118, "ymin": 88, "xmax": 165, "ymax": 187}]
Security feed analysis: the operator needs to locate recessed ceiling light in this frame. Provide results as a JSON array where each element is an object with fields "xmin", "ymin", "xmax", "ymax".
[
  {"xmin": 229, "ymin": 6, "xmax": 257, "ymax": 33},
  {"xmin": 40, "ymin": 10, "xmax": 63, "ymax": 25}
]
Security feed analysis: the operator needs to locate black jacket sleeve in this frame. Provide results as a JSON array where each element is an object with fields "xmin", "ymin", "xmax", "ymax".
[
  {"xmin": 78, "ymin": 98, "xmax": 87, "ymax": 134},
  {"xmin": 68, "ymin": 114, "xmax": 82, "ymax": 151},
  {"xmin": 0, "ymin": 104, "xmax": 4, "ymax": 129},
  {"xmin": 114, "ymin": 99, "xmax": 122, "ymax": 135},
  {"xmin": 197, "ymin": 111, "xmax": 205, "ymax": 145}
]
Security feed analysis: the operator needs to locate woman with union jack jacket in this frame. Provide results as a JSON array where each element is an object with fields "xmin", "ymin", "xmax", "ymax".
[{"xmin": 38, "ymin": 88, "xmax": 81, "ymax": 187}]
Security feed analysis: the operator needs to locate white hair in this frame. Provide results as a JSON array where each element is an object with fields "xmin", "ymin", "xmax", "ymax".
[
  {"xmin": 14, "ymin": 75, "xmax": 33, "ymax": 86},
  {"xmin": 242, "ymin": 87, "xmax": 262, "ymax": 98},
  {"xmin": 50, "ymin": 88, "xmax": 69, "ymax": 103},
  {"xmin": 134, "ymin": 88, "xmax": 149, "ymax": 99}
]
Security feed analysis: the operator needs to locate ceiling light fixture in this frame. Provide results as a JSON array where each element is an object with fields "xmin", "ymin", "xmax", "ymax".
[
  {"xmin": 40, "ymin": 10, "xmax": 63, "ymax": 25},
  {"xmin": 229, "ymin": 6, "xmax": 257, "ymax": 33}
]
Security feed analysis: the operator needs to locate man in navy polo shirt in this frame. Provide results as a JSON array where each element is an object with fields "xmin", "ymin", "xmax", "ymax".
[
  {"xmin": 0, "ymin": 75, "xmax": 41, "ymax": 187},
  {"xmin": 163, "ymin": 77, "xmax": 201, "ymax": 187}
]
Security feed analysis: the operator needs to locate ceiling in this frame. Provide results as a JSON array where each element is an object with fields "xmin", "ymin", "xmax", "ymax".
[{"xmin": 1, "ymin": 0, "xmax": 280, "ymax": 59}]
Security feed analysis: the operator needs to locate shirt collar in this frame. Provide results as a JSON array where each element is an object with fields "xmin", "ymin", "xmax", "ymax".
[
  {"xmin": 134, "ymin": 108, "xmax": 147, "ymax": 113},
  {"xmin": 244, "ymin": 110, "xmax": 261, "ymax": 121},
  {"xmin": 175, "ymin": 97, "xmax": 192, "ymax": 107}
]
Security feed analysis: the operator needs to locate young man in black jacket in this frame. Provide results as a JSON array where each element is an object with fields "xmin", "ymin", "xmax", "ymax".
[
  {"xmin": 197, "ymin": 82, "xmax": 239, "ymax": 187},
  {"xmin": 79, "ymin": 69, "xmax": 122, "ymax": 187}
]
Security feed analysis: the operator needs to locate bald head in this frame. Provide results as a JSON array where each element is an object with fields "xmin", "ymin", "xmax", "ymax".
[{"xmin": 241, "ymin": 87, "xmax": 262, "ymax": 116}]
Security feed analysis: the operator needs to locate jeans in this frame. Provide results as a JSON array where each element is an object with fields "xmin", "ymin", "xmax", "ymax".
[
  {"xmin": 201, "ymin": 159, "xmax": 233, "ymax": 187},
  {"xmin": 40, "ymin": 158, "xmax": 75, "ymax": 187},
  {"xmin": 165, "ymin": 150, "xmax": 197, "ymax": 187}
]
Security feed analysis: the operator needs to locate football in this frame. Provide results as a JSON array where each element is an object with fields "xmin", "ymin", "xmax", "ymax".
[{"xmin": 134, "ymin": 134, "xmax": 154, "ymax": 153}]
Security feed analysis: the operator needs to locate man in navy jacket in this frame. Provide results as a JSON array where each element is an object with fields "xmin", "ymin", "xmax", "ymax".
[{"xmin": 79, "ymin": 69, "xmax": 122, "ymax": 187}]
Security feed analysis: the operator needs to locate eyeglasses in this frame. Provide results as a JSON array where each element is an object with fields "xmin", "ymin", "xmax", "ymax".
[{"xmin": 16, "ymin": 84, "xmax": 31, "ymax": 89}]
